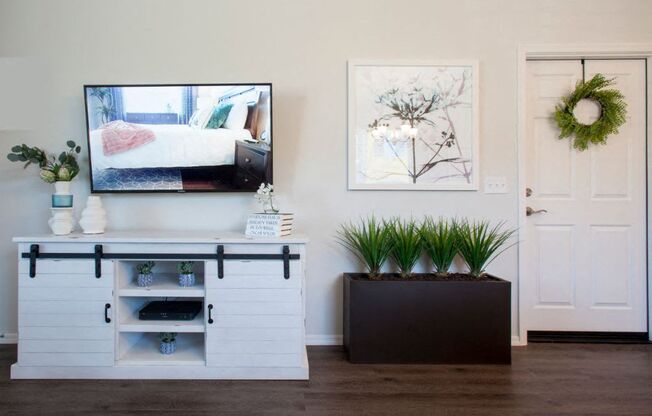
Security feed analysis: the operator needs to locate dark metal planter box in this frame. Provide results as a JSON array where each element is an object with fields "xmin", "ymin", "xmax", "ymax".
[{"xmin": 343, "ymin": 273, "xmax": 511, "ymax": 364}]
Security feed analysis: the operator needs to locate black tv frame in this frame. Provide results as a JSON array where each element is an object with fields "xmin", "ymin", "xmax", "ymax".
[{"xmin": 83, "ymin": 83, "xmax": 273, "ymax": 194}]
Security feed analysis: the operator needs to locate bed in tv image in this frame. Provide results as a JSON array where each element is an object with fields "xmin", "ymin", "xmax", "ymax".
[{"xmin": 84, "ymin": 84, "xmax": 272, "ymax": 192}]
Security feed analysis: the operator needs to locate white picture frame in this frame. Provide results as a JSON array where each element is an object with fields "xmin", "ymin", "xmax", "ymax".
[{"xmin": 347, "ymin": 59, "xmax": 480, "ymax": 190}]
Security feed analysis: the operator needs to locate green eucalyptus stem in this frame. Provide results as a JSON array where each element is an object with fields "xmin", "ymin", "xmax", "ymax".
[{"xmin": 7, "ymin": 140, "xmax": 82, "ymax": 183}]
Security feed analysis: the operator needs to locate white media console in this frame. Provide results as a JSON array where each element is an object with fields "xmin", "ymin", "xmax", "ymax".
[{"xmin": 11, "ymin": 231, "xmax": 309, "ymax": 380}]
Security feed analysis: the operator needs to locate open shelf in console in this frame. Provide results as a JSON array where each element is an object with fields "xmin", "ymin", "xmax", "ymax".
[
  {"xmin": 117, "ymin": 332, "xmax": 205, "ymax": 366},
  {"xmin": 117, "ymin": 260, "xmax": 205, "ymax": 298},
  {"xmin": 118, "ymin": 297, "xmax": 205, "ymax": 333},
  {"xmin": 119, "ymin": 273, "xmax": 205, "ymax": 297}
]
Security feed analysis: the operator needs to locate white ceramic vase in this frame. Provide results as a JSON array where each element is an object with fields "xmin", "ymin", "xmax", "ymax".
[
  {"xmin": 48, "ymin": 208, "xmax": 75, "ymax": 235},
  {"xmin": 54, "ymin": 181, "xmax": 71, "ymax": 195},
  {"xmin": 79, "ymin": 196, "xmax": 107, "ymax": 234}
]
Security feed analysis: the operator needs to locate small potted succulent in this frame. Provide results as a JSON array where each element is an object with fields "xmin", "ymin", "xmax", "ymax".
[
  {"xmin": 339, "ymin": 216, "xmax": 515, "ymax": 364},
  {"xmin": 178, "ymin": 261, "xmax": 195, "ymax": 287},
  {"xmin": 136, "ymin": 261, "xmax": 155, "ymax": 288},
  {"xmin": 158, "ymin": 332, "xmax": 177, "ymax": 355}
]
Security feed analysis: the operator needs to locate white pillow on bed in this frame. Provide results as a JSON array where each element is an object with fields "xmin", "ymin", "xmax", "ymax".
[
  {"xmin": 223, "ymin": 101, "xmax": 248, "ymax": 130},
  {"xmin": 189, "ymin": 107, "xmax": 213, "ymax": 129}
]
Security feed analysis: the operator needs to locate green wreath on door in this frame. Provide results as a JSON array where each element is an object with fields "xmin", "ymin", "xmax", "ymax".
[{"xmin": 554, "ymin": 73, "xmax": 627, "ymax": 151}]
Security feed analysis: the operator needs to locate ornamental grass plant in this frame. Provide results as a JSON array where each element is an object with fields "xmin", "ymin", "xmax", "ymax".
[
  {"xmin": 388, "ymin": 218, "xmax": 422, "ymax": 278},
  {"xmin": 456, "ymin": 220, "xmax": 516, "ymax": 277},
  {"xmin": 420, "ymin": 217, "xmax": 458, "ymax": 275},
  {"xmin": 337, "ymin": 216, "xmax": 393, "ymax": 279},
  {"xmin": 338, "ymin": 216, "xmax": 516, "ymax": 279}
]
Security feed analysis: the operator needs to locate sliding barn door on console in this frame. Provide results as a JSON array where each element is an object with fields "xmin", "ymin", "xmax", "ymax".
[
  {"xmin": 524, "ymin": 59, "xmax": 647, "ymax": 332},
  {"xmin": 17, "ymin": 259, "xmax": 115, "ymax": 367},
  {"xmin": 204, "ymin": 246, "xmax": 306, "ymax": 370}
]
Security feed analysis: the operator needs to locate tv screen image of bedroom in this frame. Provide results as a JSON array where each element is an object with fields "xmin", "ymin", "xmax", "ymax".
[{"xmin": 85, "ymin": 84, "xmax": 272, "ymax": 192}]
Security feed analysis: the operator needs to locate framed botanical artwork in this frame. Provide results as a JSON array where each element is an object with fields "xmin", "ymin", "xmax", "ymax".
[{"xmin": 347, "ymin": 60, "xmax": 479, "ymax": 190}]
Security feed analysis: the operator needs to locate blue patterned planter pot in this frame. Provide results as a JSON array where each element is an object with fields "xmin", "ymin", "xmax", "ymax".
[
  {"xmin": 159, "ymin": 340, "xmax": 176, "ymax": 355},
  {"xmin": 137, "ymin": 273, "xmax": 153, "ymax": 288},
  {"xmin": 178, "ymin": 273, "xmax": 195, "ymax": 287}
]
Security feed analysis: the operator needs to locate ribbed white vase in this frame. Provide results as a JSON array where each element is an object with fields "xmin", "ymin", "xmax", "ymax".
[
  {"xmin": 48, "ymin": 208, "xmax": 75, "ymax": 235},
  {"xmin": 79, "ymin": 196, "xmax": 107, "ymax": 234}
]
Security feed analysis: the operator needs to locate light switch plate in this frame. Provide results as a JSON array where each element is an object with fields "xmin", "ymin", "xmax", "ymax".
[{"xmin": 484, "ymin": 176, "xmax": 508, "ymax": 194}]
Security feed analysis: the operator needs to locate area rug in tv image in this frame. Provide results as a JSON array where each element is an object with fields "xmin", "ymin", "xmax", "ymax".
[{"xmin": 92, "ymin": 168, "xmax": 183, "ymax": 191}]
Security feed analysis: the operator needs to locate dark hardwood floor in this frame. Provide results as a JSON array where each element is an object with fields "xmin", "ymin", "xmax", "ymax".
[{"xmin": 0, "ymin": 343, "xmax": 651, "ymax": 415}]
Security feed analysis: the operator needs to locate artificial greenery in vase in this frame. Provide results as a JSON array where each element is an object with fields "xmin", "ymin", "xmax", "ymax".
[
  {"xmin": 336, "ymin": 216, "xmax": 393, "ymax": 280},
  {"xmin": 177, "ymin": 261, "xmax": 195, "ymax": 287},
  {"xmin": 6, "ymin": 140, "xmax": 82, "ymax": 183},
  {"xmin": 158, "ymin": 332, "xmax": 177, "ymax": 355},
  {"xmin": 388, "ymin": 218, "xmax": 422, "ymax": 278},
  {"xmin": 420, "ymin": 217, "xmax": 458, "ymax": 275},
  {"xmin": 136, "ymin": 261, "xmax": 155, "ymax": 288},
  {"xmin": 455, "ymin": 220, "xmax": 516, "ymax": 277}
]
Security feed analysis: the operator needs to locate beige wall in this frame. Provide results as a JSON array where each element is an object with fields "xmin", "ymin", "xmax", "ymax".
[{"xmin": 1, "ymin": 0, "xmax": 651, "ymax": 341}]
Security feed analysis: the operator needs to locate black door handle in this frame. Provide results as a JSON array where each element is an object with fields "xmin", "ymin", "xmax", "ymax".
[
  {"xmin": 208, "ymin": 304, "xmax": 214, "ymax": 324},
  {"xmin": 104, "ymin": 303, "xmax": 111, "ymax": 323}
]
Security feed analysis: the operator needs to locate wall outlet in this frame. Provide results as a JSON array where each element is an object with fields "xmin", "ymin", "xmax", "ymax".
[{"xmin": 484, "ymin": 176, "xmax": 508, "ymax": 194}]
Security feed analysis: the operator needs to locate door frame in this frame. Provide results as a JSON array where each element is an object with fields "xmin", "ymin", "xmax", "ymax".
[{"xmin": 516, "ymin": 44, "xmax": 652, "ymax": 345}]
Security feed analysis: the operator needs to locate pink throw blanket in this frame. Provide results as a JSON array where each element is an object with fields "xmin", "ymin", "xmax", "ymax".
[{"xmin": 100, "ymin": 120, "xmax": 156, "ymax": 156}]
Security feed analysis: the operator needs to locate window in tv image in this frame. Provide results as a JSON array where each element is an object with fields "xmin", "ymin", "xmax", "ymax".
[{"xmin": 84, "ymin": 84, "xmax": 272, "ymax": 192}]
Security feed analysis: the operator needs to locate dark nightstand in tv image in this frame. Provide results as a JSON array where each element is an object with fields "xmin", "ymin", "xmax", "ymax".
[{"xmin": 234, "ymin": 140, "xmax": 272, "ymax": 189}]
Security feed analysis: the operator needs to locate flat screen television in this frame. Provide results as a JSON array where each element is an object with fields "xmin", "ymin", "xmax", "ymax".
[{"xmin": 84, "ymin": 83, "xmax": 272, "ymax": 193}]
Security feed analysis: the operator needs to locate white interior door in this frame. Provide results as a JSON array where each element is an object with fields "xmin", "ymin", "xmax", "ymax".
[{"xmin": 524, "ymin": 59, "xmax": 647, "ymax": 332}]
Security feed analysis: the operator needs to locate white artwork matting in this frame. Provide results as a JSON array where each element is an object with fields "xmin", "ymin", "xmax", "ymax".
[{"xmin": 347, "ymin": 60, "xmax": 479, "ymax": 190}]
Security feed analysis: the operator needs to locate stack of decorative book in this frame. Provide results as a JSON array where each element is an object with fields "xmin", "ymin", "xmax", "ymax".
[{"xmin": 245, "ymin": 213, "xmax": 294, "ymax": 237}]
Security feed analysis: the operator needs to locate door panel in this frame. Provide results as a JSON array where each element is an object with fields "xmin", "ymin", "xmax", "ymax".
[
  {"xmin": 204, "ymin": 285, "xmax": 303, "ymax": 367},
  {"xmin": 589, "ymin": 225, "xmax": 632, "ymax": 307},
  {"xmin": 525, "ymin": 59, "xmax": 647, "ymax": 332},
  {"xmin": 17, "ymin": 260, "xmax": 115, "ymax": 367},
  {"xmin": 534, "ymin": 118, "xmax": 576, "ymax": 198},
  {"xmin": 590, "ymin": 139, "xmax": 630, "ymax": 199},
  {"xmin": 534, "ymin": 225, "xmax": 575, "ymax": 306},
  {"xmin": 18, "ymin": 259, "xmax": 114, "ymax": 276}
]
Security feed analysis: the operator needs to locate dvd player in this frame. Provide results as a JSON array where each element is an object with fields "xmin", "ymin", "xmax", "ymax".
[{"xmin": 138, "ymin": 301, "xmax": 203, "ymax": 321}]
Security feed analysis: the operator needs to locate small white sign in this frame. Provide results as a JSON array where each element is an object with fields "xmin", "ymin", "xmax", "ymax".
[{"xmin": 245, "ymin": 213, "xmax": 293, "ymax": 237}]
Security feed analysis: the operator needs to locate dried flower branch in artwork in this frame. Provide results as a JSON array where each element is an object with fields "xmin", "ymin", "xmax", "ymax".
[
  {"xmin": 368, "ymin": 71, "xmax": 473, "ymax": 184},
  {"xmin": 352, "ymin": 63, "xmax": 477, "ymax": 189},
  {"xmin": 375, "ymin": 85, "xmax": 440, "ymax": 128}
]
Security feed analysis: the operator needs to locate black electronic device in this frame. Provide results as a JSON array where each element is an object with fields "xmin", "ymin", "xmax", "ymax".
[{"xmin": 138, "ymin": 300, "xmax": 202, "ymax": 321}]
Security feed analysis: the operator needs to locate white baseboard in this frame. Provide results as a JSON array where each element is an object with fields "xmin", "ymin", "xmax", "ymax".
[
  {"xmin": 306, "ymin": 335, "xmax": 343, "ymax": 346},
  {"xmin": 0, "ymin": 333, "xmax": 17, "ymax": 344},
  {"xmin": 306, "ymin": 335, "xmax": 523, "ymax": 347},
  {"xmin": 511, "ymin": 335, "xmax": 526, "ymax": 346}
]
